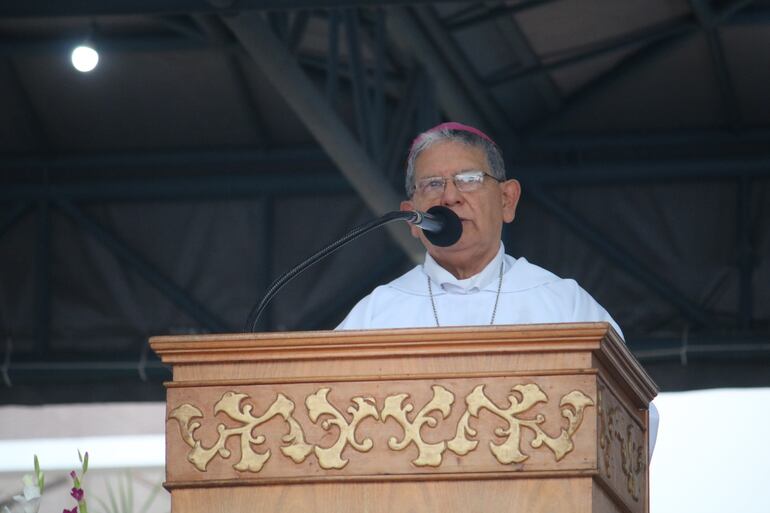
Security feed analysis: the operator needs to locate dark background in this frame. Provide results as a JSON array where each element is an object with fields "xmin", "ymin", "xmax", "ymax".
[{"xmin": 1, "ymin": 0, "xmax": 769, "ymax": 404}]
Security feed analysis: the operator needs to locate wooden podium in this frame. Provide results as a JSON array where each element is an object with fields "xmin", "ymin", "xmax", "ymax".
[{"xmin": 150, "ymin": 323, "xmax": 656, "ymax": 513}]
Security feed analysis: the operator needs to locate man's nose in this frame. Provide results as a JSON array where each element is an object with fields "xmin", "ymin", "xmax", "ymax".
[{"xmin": 441, "ymin": 178, "xmax": 463, "ymax": 205}]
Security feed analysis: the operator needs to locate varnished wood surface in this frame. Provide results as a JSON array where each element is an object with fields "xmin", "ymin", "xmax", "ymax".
[
  {"xmin": 172, "ymin": 478, "xmax": 594, "ymax": 513},
  {"xmin": 150, "ymin": 323, "xmax": 657, "ymax": 405},
  {"xmin": 153, "ymin": 323, "xmax": 655, "ymax": 513},
  {"xmin": 165, "ymin": 374, "xmax": 597, "ymax": 483}
]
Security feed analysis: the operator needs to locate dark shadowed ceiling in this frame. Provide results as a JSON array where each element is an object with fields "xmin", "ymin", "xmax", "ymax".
[{"xmin": 1, "ymin": 0, "xmax": 769, "ymax": 404}]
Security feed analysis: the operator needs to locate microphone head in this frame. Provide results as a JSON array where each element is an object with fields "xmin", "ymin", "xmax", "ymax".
[{"xmin": 424, "ymin": 206, "xmax": 463, "ymax": 247}]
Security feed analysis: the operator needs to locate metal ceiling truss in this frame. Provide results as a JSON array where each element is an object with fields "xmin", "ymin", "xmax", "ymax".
[
  {"xmin": 690, "ymin": 0, "xmax": 742, "ymax": 129},
  {"xmin": 0, "ymin": 0, "xmax": 461, "ymax": 18},
  {"xmin": 442, "ymin": 0, "xmax": 557, "ymax": 31},
  {"xmin": 221, "ymin": 8, "xmax": 425, "ymax": 261},
  {"xmin": 484, "ymin": 15, "xmax": 696, "ymax": 88},
  {"xmin": 192, "ymin": 14, "xmax": 271, "ymax": 147},
  {"xmin": 525, "ymin": 0, "xmax": 755, "ymax": 135},
  {"xmin": 525, "ymin": 185, "xmax": 714, "ymax": 329},
  {"xmin": 2, "ymin": 2, "xmax": 769, "ymax": 395},
  {"xmin": 55, "ymin": 199, "xmax": 231, "ymax": 332}
]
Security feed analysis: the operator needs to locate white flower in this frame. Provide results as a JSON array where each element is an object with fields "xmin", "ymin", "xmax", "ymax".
[{"xmin": 12, "ymin": 475, "xmax": 41, "ymax": 513}]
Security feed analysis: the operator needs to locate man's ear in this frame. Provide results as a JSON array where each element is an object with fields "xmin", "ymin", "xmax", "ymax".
[
  {"xmin": 500, "ymin": 179, "xmax": 521, "ymax": 223},
  {"xmin": 400, "ymin": 200, "xmax": 422, "ymax": 238}
]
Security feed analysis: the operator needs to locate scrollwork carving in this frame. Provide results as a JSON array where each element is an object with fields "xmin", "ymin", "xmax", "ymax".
[
  {"xmin": 446, "ymin": 384, "xmax": 594, "ymax": 464},
  {"xmin": 381, "ymin": 385, "xmax": 454, "ymax": 466},
  {"xmin": 168, "ymin": 382, "xmax": 595, "ymax": 474},
  {"xmin": 597, "ymin": 384, "xmax": 645, "ymax": 501},
  {"xmin": 168, "ymin": 391, "xmax": 312, "ymax": 472},
  {"xmin": 305, "ymin": 388, "xmax": 379, "ymax": 469}
]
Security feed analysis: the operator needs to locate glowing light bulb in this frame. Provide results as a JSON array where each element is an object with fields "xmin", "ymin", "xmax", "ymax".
[{"xmin": 71, "ymin": 45, "xmax": 99, "ymax": 72}]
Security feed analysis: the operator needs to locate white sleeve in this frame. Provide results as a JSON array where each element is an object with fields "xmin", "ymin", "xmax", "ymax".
[
  {"xmin": 335, "ymin": 294, "xmax": 373, "ymax": 330},
  {"xmin": 566, "ymin": 280, "xmax": 625, "ymax": 340},
  {"xmin": 648, "ymin": 401, "xmax": 660, "ymax": 459}
]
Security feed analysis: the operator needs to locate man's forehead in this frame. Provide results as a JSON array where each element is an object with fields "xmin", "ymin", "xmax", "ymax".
[{"xmin": 414, "ymin": 141, "xmax": 488, "ymax": 175}]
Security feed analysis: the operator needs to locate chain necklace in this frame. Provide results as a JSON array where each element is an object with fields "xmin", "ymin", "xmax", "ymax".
[{"xmin": 427, "ymin": 259, "xmax": 504, "ymax": 327}]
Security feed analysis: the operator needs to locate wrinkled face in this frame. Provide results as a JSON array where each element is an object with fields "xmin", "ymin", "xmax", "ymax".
[{"xmin": 401, "ymin": 140, "xmax": 521, "ymax": 271}]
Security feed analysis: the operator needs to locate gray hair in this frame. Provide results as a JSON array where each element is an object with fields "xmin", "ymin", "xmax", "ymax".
[{"xmin": 404, "ymin": 127, "xmax": 506, "ymax": 197}]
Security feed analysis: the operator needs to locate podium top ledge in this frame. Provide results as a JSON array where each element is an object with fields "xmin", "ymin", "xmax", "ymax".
[
  {"xmin": 150, "ymin": 323, "xmax": 657, "ymax": 404},
  {"xmin": 150, "ymin": 322, "xmax": 618, "ymax": 351}
]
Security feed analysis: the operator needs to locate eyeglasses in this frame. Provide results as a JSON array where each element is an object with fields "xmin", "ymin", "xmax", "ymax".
[{"xmin": 413, "ymin": 170, "xmax": 502, "ymax": 198}]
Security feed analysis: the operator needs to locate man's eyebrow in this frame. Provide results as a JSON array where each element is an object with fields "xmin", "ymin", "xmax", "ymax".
[{"xmin": 418, "ymin": 168, "xmax": 480, "ymax": 178}]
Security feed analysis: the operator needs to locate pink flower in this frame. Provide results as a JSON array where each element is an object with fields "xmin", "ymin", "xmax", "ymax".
[
  {"xmin": 70, "ymin": 488, "xmax": 84, "ymax": 501},
  {"xmin": 63, "ymin": 507, "xmax": 78, "ymax": 513},
  {"xmin": 69, "ymin": 471, "xmax": 77, "ymax": 480}
]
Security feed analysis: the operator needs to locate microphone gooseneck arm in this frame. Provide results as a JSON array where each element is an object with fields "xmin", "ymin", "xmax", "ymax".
[
  {"xmin": 243, "ymin": 206, "xmax": 462, "ymax": 332},
  {"xmin": 245, "ymin": 211, "xmax": 409, "ymax": 332}
]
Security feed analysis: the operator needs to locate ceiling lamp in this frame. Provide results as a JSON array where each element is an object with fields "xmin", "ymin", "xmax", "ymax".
[{"xmin": 71, "ymin": 45, "xmax": 99, "ymax": 72}]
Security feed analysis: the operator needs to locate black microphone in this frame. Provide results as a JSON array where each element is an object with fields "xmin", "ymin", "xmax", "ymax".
[{"xmin": 405, "ymin": 206, "xmax": 463, "ymax": 247}]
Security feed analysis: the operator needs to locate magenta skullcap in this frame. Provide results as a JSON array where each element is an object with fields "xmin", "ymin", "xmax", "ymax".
[{"xmin": 410, "ymin": 121, "xmax": 496, "ymax": 152}]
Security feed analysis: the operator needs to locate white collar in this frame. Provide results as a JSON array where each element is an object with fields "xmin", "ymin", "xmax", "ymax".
[{"xmin": 422, "ymin": 243, "xmax": 506, "ymax": 295}]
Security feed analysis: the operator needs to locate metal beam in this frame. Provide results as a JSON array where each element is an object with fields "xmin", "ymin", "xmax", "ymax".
[
  {"xmin": 53, "ymin": 199, "xmax": 230, "ymax": 332},
  {"xmin": 737, "ymin": 177, "xmax": 753, "ymax": 329},
  {"xmin": 343, "ymin": 9, "xmax": 376, "ymax": 156},
  {"xmin": 525, "ymin": 28, "xmax": 695, "ymax": 136},
  {"xmin": 0, "ymin": 202, "xmax": 33, "ymax": 241},
  {"xmin": 0, "ymin": 147, "xmax": 331, "ymax": 173},
  {"xmin": 156, "ymin": 14, "xmax": 208, "ymax": 41},
  {"xmin": 0, "ymin": 0, "xmax": 464, "ymax": 18},
  {"xmin": 252, "ymin": 195, "xmax": 274, "ymax": 332},
  {"xmin": 2, "ymin": 59, "xmax": 51, "ymax": 150},
  {"xmin": 383, "ymin": 66, "xmax": 422, "ymax": 183},
  {"xmin": 35, "ymin": 200, "xmax": 51, "ymax": 355},
  {"xmin": 0, "ymin": 35, "xmax": 231, "ymax": 57},
  {"xmin": 4, "ymin": 155, "xmax": 770, "ymax": 204},
  {"xmin": 3, "ymin": 355, "xmax": 170, "ymax": 384},
  {"xmin": 514, "ymin": 156, "xmax": 770, "ymax": 185},
  {"xmin": 325, "ymin": 9, "xmax": 341, "ymax": 105},
  {"xmin": 372, "ymin": 10, "xmax": 387, "ymax": 162},
  {"xmin": 490, "ymin": 10, "xmax": 562, "ymax": 113},
  {"xmin": 527, "ymin": 128, "xmax": 770, "ymax": 151},
  {"xmin": 484, "ymin": 15, "xmax": 697, "ymax": 87},
  {"xmin": 628, "ymin": 334, "xmax": 770, "ymax": 363},
  {"xmin": 192, "ymin": 14, "xmax": 270, "ymax": 146},
  {"xmin": 525, "ymin": 185, "xmax": 714, "ymax": 327},
  {"xmin": 445, "ymin": 0, "xmax": 558, "ymax": 31},
  {"xmin": 287, "ymin": 10, "xmax": 311, "ymax": 53},
  {"xmin": 385, "ymin": 7, "xmax": 498, "ymax": 141},
  {"xmin": 690, "ymin": 0, "xmax": 741, "ymax": 129},
  {"xmin": 4, "ymin": 334, "xmax": 769, "ymax": 388},
  {"xmin": 411, "ymin": 4, "xmax": 515, "ymax": 137},
  {"xmin": 0, "ymin": 173, "xmax": 352, "ymax": 202},
  {"xmin": 221, "ymin": 11, "xmax": 423, "ymax": 262},
  {"xmin": 527, "ymin": 0, "xmax": 756, "ymax": 134}
]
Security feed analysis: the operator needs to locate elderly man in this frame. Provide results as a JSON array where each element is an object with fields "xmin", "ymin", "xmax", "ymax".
[
  {"xmin": 336, "ymin": 122, "xmax": 621, "ymax": 334},
  {"xmin": 337, "ymin": 122, "xmax": 658, "ymax": 455}
]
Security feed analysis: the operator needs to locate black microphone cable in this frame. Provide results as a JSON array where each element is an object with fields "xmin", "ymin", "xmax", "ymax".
[{"xmin": 244, "ymin": 206, "xmax": 461, "ymax": 332}]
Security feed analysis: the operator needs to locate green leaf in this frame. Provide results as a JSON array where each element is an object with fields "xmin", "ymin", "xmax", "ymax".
[
  {"xmin": 119, "ymin": 472, "xmax": 129, "ymax": 513},
  {"xmin": 34, "ymin": 455, "xmax": 45, "ymax": 493},
  {"xmin": 138, "ymin": 483, "xmax": 162, "ymax": 513},
  {"xmin": 83, "ymin": 452, "xmax": 89, "ymax": 474},
  {"xmin": 126, "ymin": 472, "xmax": 134, "ymax": 513},
  {"xmin": 106, "ymin": 477, "xmax": 119, "ymax": 513},
  {"xmin": 78, "ymin": 449, "xmax": 83, "ymax": 463},
  {"xmin": 94, "ymin": 495, "xmax": 112, "ymax": 513}
]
